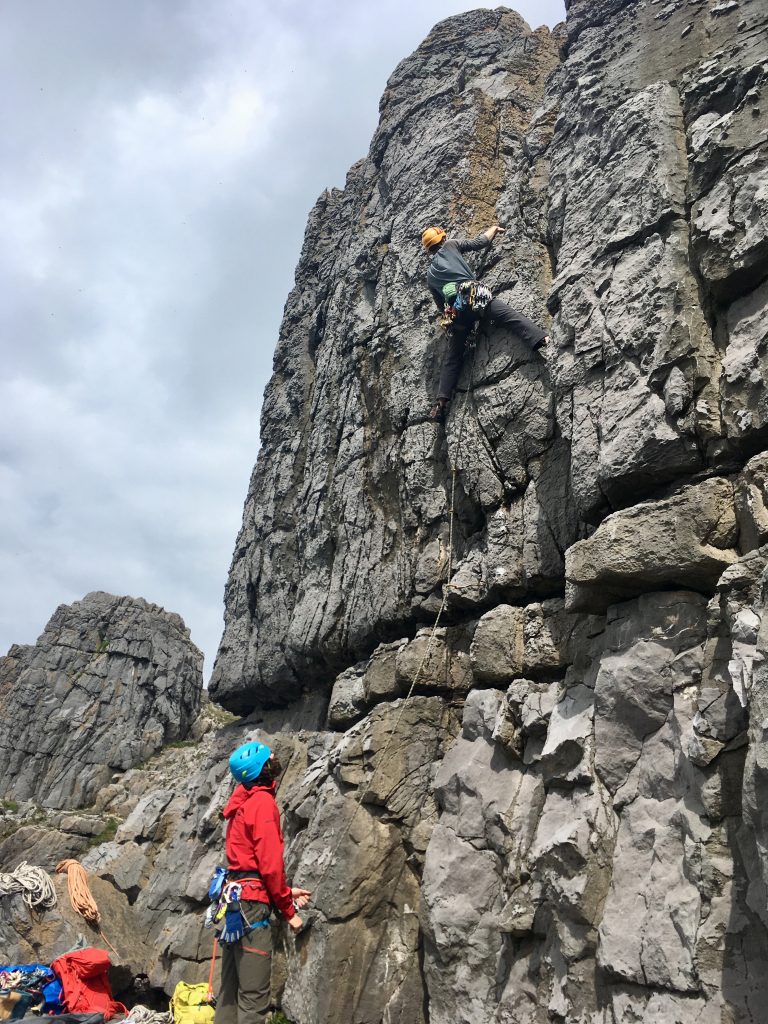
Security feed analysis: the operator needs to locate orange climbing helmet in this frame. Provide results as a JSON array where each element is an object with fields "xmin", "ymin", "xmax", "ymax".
[{"xmin": 421, "ymin": 226, "xmax": 446, "ymax": 250}]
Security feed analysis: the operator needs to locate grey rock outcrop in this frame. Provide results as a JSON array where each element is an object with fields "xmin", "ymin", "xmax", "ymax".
[
  {"xmin": 0, "ymin": 592, "xmax": 203, "ymax": 809},
  {"xmin": 565, "ymin": 477, "xmax": 740, "ymax": 612},
  {"xmin": 212, "ymin": 0, "xmax": 768, "ymax": 712}
]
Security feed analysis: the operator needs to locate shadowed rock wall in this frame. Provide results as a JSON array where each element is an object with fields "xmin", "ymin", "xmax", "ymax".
[{"xmin": 210, "ymin": 8, "xmax": 563, "ymax": 712}]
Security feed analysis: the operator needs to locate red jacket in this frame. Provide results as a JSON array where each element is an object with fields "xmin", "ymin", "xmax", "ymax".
[{"xmin": 223, "ymin": 781, "xmax": 295, "ymax": 921}]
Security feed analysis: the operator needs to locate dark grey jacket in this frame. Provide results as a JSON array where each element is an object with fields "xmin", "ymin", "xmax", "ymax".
[{"xmin": 426, "ymin": 234, "xmax": 491, "ymax": 310}]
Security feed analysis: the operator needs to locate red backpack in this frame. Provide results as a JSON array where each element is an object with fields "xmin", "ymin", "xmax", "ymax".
[{"xmin": 51, "ymin": 948, "xmax": 126, "ymax": 1021}]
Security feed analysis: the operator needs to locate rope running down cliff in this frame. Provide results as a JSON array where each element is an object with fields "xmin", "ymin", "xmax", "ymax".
[
  {"xmin": 303, "ymin": 329, "xmax": 479, "ymax": 913},
  {"xmin": 282, "ymin": 341, "xmax": 481, "ymax": 1024}
]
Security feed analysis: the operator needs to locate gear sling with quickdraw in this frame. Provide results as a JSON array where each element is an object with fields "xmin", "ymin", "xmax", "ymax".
[
  {"xmin": 439, "ymin": 279, "xmax": 493, "ymax": 332},
  {"xmin": 203, "ymin": 867, "xmax": 271, "ymax": 1002}
]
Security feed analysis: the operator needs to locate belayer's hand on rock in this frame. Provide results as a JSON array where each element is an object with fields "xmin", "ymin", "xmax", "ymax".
[
  {"xmin": 291, "ymin": 886, "xmax": 312, "ymax": 909},
  {"xmin": 288, "ymin": 913, "xmax": 303, "ymax": 934}
]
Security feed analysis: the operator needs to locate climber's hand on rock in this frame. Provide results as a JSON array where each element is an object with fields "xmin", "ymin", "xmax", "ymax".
[{"xmin": 291, "ymin": 887, "xmax": 312, "ymax": 908}]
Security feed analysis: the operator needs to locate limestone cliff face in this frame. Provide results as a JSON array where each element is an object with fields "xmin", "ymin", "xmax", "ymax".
[
  {"xmin": 203, "ymin": 2, "xmax": 768, "ymax": 1021},
  {"xmin": 2, "ymin": 5, "xmax": 768, "ymax": 1024},
  {"xmin": 211, "ymin": 0, "xmax": 768, "ymax": 714},
  {"xmin": 210, "ymin": 9, "xmax": 563, "ymax": 712}
]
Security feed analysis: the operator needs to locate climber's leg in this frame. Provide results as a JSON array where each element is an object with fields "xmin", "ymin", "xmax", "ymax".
[
  {"xmin": 437, "ymin": 326, "xmax": 469, "ymax": 402},
  {"xmin": 484, "ymin": 298, "xmax": 547, "ymax": 350}
]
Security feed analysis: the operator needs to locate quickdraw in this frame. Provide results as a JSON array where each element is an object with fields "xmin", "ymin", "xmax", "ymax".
[{"xmin": 440, "ymin": 279, "xmax": 493, "ymax": 330}]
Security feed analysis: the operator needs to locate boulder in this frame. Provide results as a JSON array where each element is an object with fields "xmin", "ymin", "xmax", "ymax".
[
  {"xmin": 565, "ymin": 478, "xmax": 739, "ymax": 612},
  {"xmin": 395, "ymin": 624, "xmax": 474, "ymax": 695},
  {"xmin": 327, "ymin": 664, "xmax": 368, "ymax": 728},
  {"xmin": 469, "ymin": 604, "xmax": 525, "ymax": 683}
]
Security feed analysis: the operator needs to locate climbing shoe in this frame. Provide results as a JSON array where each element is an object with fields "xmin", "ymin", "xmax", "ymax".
[{"xmin": 430, "ymin": 400, "xmax": 448, "ymax": 423}]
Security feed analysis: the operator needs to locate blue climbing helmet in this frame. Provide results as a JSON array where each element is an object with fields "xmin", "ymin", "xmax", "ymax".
[{"xmin": 229, "ymin": 741, "xmax": 272, "ymax": 784}]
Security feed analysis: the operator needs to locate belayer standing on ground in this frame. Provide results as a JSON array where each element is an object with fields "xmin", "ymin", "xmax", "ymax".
[
  {"xmin": 215, "ymin": 741, "xmax": 311, "ymax": 1024},
  {"xmin": 423, "ymin": 224, "xmax": 549, "ymax": 419}
]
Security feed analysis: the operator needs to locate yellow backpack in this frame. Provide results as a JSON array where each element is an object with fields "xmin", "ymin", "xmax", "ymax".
[{"xmin": 170, "ymin": 982, "xmax": 215, "ymax": 1024}]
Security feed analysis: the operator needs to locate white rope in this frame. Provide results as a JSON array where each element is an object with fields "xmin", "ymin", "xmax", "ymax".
[
  {"xmin": 125, "ymin": 1006, "xmax": 171, "ymax": 1024},
  {"xmin": 0, "ymin": 861, "xmax": 57, "ymax": 909}
]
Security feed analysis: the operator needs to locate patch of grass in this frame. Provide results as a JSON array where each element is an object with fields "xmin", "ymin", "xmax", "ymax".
[
  {"xmin": 0, "ymin": 798, "xmax": 19, "ymax": 813},
  {"xmin": 133, "ymin": 735, "xmax": 199, "ymax": 769},
  {"xmin": 88, "ymin": 816, "xmax": 119, "ymax": 847},
  {"xmin": 270, "ymin": 1013, "xmax": 294, "ymax": 1024},
  {"xmin": 205, "ymin": 702, "xmax": 240, "ymax": 727}
]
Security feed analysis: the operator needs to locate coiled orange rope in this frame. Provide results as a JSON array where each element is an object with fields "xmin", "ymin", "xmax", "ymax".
[{"xmin": 55, "ymin": 858, "xmax": 120, "ymax": 958}]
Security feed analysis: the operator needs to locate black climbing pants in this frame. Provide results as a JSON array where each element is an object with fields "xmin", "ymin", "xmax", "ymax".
[
  {"xmin": 437, "ymin": 298, "xmax": 546, "ymax": 401},
  {"xmin": 215, "ymin": 902, "xmax": 273, "ymax": 1024}
]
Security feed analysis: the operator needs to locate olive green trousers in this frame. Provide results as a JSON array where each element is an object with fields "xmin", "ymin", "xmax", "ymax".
[{"xmin": 214, "ymin": 902, "xmax": 272, "ymax": 1024}]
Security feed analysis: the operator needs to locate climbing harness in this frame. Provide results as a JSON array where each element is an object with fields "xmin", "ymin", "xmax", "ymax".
[
  {"xmin": 204, "ymin": 879, "xmax": 269, "ymax": 943},
  {"xmin": 203, "ymin": 877, "xmax": 271, "ymax": 1010},
  {"xmin": 55, "ymin": 859, "xmax": 120, "ymax": 959},
  {"xmin": 0, "ymin": 862, "xmax": 57, "ymax": 910},
  {"xmin": 440, "ymin": 279, "xmax": 493, "ymax": 330}
]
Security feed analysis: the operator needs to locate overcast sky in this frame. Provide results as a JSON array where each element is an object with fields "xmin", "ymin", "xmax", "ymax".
[{"xmin": 1, "ymin": 0, "xmax": 566, "ymax": 680}]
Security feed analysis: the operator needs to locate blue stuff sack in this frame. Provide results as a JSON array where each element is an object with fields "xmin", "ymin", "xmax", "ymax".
[
  {"xmin": 207, "ymin": 866, "xmax": 227, "ymax": 903},
  {"xmin": 42, "ymin": 977, "xmax": 64, "ymax": 1013}
]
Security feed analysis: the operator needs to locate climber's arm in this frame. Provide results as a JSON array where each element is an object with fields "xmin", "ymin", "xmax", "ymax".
[
  {"xmin": 457, "ymin": 228, "xmax": 500, "ymax": 254},
  {"xmin": 482, "ymin": 225, "xmax": 505, "ymax": 243}
]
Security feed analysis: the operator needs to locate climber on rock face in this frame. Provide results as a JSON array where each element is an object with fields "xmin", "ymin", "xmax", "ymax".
[
  {"xmin": 422, "ymin": 224, "xmax": 549, "ymax": 420},
  {"xmin": 215, "ymin": 741, "xmax": 311, "ymax": 1024}
]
